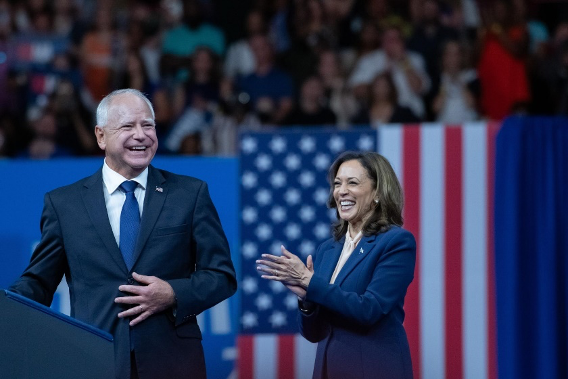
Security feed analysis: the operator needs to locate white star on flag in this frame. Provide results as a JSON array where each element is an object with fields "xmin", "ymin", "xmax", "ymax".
[
  {"xmin": 255, "ymin": 188, "xmax": 272, "ymax": 206},
  {"xmin": 284, "ymin": 223, "xmax": 301, "ymax": 240},
  {"xmin": 269, "ymin": 311, "xmax": 287, "ymax": 328},
  {"xmin": 242, "ymin": 207, "xmax": 258, "ymax": 224},
  {"xmin": 255, "ymin": 293, "xmax": 273, "ymax": 310},
  {"xmin": 284, "ymin": 188, "xmax": 301, "ymax": 205},
  {"xmin": 269, "ymin": 240, "xmax": 284, "ymax": 255},
  {"xmin": 313, "ymin": 187, "xmax": 329, "ymax": 205},
  {"xmin": 269, "ymin": 171, "xmax": 286, "ymax": 188},
  {"xmin": 299, "ymin": 240, "xmax": 316, "ymax": 257},
  {"xmin": 241, "ymin": 311, "xmax": 258, "ymax": 328},
  {"xmin": 241, "ymin": 136, "xmax": 258, "ymax": 154},
  {"xmin": 242, "ymin": 276, "xmax": 258, "ymax": 294},
  {"xmin": 298, "ymin": 206, "xmax": 315, "ymax": 222},
  {"xmin": 269, "ymin": 206, "xmax": 286, "ymax": 223},
  {"xmin": 241, "ymin": 241, "xmax": 258, "ymax": 259},
  {"xmin": 255, "ymin": 154, "xmax": 272, "ymax": 171},
  {"xmin": 269, "ymin": 136, "xmax": 287, "ymax": 154},
  {"xmin": 357, "ymin": 134, "xmax": 374, "ymax": 151},
  {"xmin": 256, "ymin": 223, "xmax": 272, "ymax": 240},
  {"xmin": 313, "ymin": 153, "xmax": 331, "ymax": 171},
  {"xmin": 285, "ymin": 293, "xmax": 299, "ymax": 310},
  {"xmin": 328, "ymin": 135, "xmax": 345, "ymax": 152},
  {"xmin": 299, "ymin": 171, "xmax": 315, "ymax": 187},
  {"xmin": 314, "ymin": 222, "xmax": 330, "ymax": 240},
  {"xmin": 269, "ymin": 280, "xmax": 286, "ymax": 293},
  {"xmin": 328, "ymin": 208, "xmax": 338, "ymax": 221},
  {"xmin": 298, "ymin": 136, "xmax": 316, "ymax": 153},
  {"xmin": 284, "ymin": 153, "xmax": 301, "ymax": 171},
  {"xmin": 241, "ymin": 171, "xmax": 258, "ymax": 189}
]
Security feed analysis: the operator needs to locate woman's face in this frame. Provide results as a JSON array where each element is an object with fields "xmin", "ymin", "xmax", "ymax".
[{"xmin": 333, "ymin": 160, "xmax": 376, "ymax": 230}]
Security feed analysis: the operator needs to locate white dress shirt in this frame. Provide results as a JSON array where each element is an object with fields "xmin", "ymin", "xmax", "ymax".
[
  {"xmin": 102, "ymin": 160, "xmax": 148, "ymax": 247},
  {"xmin": 330, "ymin": 226, "xmax": 363, "ymax": 284}
]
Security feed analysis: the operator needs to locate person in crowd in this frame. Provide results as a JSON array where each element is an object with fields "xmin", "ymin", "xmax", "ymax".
[
  {"xmin": 407, "ymin": 0, "xmax": 459, "ymax": 119},
  {"xmin": 530, "ymin": 22, "xmax": 568, "ymax": 115},
  {"xmin": 349, "ymin": 24, "xmax": 431, "ymax": 118},
  {"xmin": 477, "ymin": 0, "xmax": 530, "ymax": 119},
  {"xmin": 224, "ymin": 8, "xmax": 267, "ymax": 81},
  {"xmin": 10, "ymin": 88, "xmax": 237, "ymax": 378},
  {"xmin": 165, "ymin": 47, "xmax": 221, "ymax": 154},
  {"xmin": 53, "ymin": 0, "xmax": 78, "ymax": 37},
  {"xmin": 278, "ymin": 0, "xmax": 333, "ymax": 89},
  {"xmin": 49, "ymin": 79, "xmax": 98, "ymax": 155},
  {"xmin": 352, "ymin": 72, "xmax": 420, "ymax": 126},
  {"xmin": 18, "ymin": 110, "xmax": 72, "ymax": 159},
  {"xmin": 267, "ymin": 0, "xmax": 292, "ymax": 53},
  {"xmin": 80, "ymin": 6, "xmax": 125, "ymax": 105},
  {"xmin": 161, "ymin": 0, "xmax": 224, "ymax": 80},
  {"xmin": 283, "ymin": 75, "xmax": 337, "ymax": 126},
  {"xmin": 257, "ymin": 150, "xmax": 416, "ymax": 379},
  {"xmin": 431, "ymin": 40, "xmax": 479, "ymax": 123},
  {"xmin": 339, "ymin": 20, "xmax": 382, "ymax": 75},
  {"xmin": 120, "ymin": 50, "xmax": 157, "ymax": 100},
  {"xmin": 364, "ymin": 0, "xmax": 412, "ymax": 37},
  {"xmin": 317, "ymin": 49, "xmax": 359, "ymax": 127},
  {"xmin": 235, "ymin": 34, "xmax": 294, "ymax": 125},
  {"xmin": 124, "ymin": 11, "xmax": 163, "ymax": 86}
]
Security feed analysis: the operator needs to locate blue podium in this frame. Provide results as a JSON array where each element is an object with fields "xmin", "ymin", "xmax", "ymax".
[{"xmin": 0, "ymin": 290, "xmax": 115, "ymax": 378}]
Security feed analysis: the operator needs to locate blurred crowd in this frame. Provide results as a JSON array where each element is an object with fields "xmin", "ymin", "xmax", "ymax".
[{"xmin": 0, "ymin": 0, "xmax": 567, "ymax": 158}]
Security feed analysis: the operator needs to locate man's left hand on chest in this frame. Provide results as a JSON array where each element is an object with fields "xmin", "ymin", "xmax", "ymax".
[{"xmin": 115, "ymin": 272, "xmax": 176, "ymax": 326}]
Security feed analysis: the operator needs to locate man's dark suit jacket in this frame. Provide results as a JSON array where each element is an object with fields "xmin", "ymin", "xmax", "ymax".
[{"xmin": 10, "ymin": 165, "xmax": 237, "ymax": 379}]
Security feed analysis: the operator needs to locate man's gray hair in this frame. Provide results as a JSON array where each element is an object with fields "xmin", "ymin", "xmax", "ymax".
[{"xmin": 96, "ymin": 89, "xmax": 155, "ymax": 127}]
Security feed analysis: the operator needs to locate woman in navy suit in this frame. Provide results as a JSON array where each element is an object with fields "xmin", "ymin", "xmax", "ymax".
[{"xmin": 258, "ymin": 151, "xmax": 416, "ymax": 379}]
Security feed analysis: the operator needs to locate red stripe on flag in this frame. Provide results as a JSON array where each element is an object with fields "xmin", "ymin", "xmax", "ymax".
[
  {"xmin": 486, "ymin": 122, "xmax": 500, "ymax": 379},
  {"xmin": 238, "ymin": 335, "xmax": 254, "ymax": 379},
  {"xmin": 402, "ymin": 125, "xmax": 421, "ymax": 379},
  {"xmin": 445, "ymin": 126, "xmax": 463, "ymax": 379},
  {"xmin": 277, "ymin": 335, "xmax": 295, "ymax": 379}
]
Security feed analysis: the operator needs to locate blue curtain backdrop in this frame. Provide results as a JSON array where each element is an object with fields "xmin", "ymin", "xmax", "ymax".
[{"xmin": 495, "ymin": 117, "xmax": 568, "ymax": 379}]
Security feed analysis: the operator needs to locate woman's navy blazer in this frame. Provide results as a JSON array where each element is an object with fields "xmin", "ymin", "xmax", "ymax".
[{"xmin": 300, "ymin": 226, "xmax": 416, "ymax": 379}]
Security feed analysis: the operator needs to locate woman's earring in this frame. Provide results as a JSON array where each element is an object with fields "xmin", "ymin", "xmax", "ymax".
[{"xmin": 374, "ymin": 199, "xmax": 379, "ymax": 204}]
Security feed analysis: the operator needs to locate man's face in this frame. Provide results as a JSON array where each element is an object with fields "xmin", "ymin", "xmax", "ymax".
[{"xmin": 95, "ymin": 94, "xmax": 158, "ymax": 179}]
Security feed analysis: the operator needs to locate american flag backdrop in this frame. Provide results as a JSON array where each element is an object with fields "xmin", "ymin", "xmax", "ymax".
[
  {"xmin": 238, "ymin": 129, "xmax": 376, "ymax": 378},
  {"xmin": 237, "ymin": 123, "xmax": 500, "ymax": 379}
]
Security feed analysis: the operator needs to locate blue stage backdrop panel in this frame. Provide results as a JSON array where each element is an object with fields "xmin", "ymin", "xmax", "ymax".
[
  {"xmin": 495, "ymin": 117, "xmax": 568, "ymax": 379},
  {"xmin": 0, "ymin": 156, "xmax": 240, "ymax": 379}
]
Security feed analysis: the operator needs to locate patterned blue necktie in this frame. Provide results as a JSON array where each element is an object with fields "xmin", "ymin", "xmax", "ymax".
[{"xmin": 119, "ymin": 181, "xmax": 140, "ymax": 270}]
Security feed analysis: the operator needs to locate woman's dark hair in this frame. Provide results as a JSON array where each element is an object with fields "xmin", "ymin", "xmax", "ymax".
[{"xmin": 327, "ymin": 151, "xmax": 404, "ymax": 240}]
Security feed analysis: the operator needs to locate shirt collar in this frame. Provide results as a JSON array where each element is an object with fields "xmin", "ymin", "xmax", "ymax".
[
  {"xmin": 102, "ymin": 160, "xmax": 148, "ymax": 195},
  {"xmin": 346, "ymin": 225, "xmax": 363, "ymax": 244}
]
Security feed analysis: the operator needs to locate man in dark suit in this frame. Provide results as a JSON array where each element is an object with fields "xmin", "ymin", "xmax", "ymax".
[{"xmin": 9, "ymin": 89, "xmax": 237, "ymax": 379}]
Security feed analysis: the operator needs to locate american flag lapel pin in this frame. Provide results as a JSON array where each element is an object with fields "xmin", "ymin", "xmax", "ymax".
[
  {"xmin": 359, "ymin": 247, "xmax": 364, "ymax": 254},
  {"xmin": 155, "ymin": 186, "xmax": 163, "ymax": 193}
]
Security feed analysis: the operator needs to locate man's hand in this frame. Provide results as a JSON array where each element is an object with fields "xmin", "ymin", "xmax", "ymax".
[{"xmin": 115, "ymin": 272, "xmax": 176, "ymax": 326}]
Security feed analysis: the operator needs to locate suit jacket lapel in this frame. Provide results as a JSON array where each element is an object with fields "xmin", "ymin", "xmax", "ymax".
[
  {"xmin": 334, "ymin": 234, "xmax": 377, "ymax": 286},
  {"xmin": 319, "ymin": 239, "xmax": 344, "ymax": 283},
  {"xmin": 132, "ymin": 166, "xmax": 167, "ymax": 269},
  {"xmin": 81, "ymin": 169, "xmax": 128, "ymax": 273}
]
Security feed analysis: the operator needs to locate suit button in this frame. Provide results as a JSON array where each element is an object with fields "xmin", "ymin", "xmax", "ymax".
[{"xmin": 127, "ymin": 277, "xmax": 135, "ymax": 284}]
